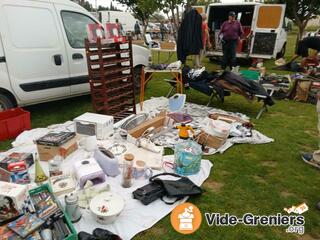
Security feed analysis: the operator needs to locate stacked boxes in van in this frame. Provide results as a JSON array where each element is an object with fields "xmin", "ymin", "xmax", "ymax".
[{"xmin": 85, "ymin": 37, "xmax": 136, "ymax": 122}]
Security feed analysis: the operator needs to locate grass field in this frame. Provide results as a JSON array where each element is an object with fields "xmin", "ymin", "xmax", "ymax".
[{"xmin": 1, "ymin": 30, "xmax": 319, "ymax": 240}]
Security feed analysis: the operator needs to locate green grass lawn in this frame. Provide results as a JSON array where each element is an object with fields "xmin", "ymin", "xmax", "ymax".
[{"xmin": 1, "ymin": 31, "xmax": 319, "ymax": 240}]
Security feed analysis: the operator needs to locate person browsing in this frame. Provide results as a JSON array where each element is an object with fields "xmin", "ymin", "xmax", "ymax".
[{"xmin": 218, "ymin": 11, "xmax": 243, "ymax": 71}]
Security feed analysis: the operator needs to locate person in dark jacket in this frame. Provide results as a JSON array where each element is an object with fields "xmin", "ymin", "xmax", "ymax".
[
  {"xmin": 134, "ymin": 21, "xmax": 141, "ymax": 40},
  {"xmin": 160, "ymin": 21, "xmax": 167, "ymax": 41},
  {"xmin": 218, "ymin": 11, "xmax": 243, "ymax": 70},
  {"xmin": 177, "ymin": 5, "xmax": 203, "ymax": 65}
]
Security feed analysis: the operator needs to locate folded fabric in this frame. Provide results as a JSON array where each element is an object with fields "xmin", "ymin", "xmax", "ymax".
[{"xmin": 166, "ymin": 60, "xmax": 181, "ymax": 70}]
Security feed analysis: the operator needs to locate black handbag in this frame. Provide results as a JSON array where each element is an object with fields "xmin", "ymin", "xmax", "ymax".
[
  {"xmin": 150, "ymin": 173, "xmax": 202, "ymax": 204},
  {"xmin": 132, "ymin": 182, "xmax": 166, "ymax": 205},
  {"xmin": 132, "ymin": 173, "xmax": 202, "ymax": 205}
]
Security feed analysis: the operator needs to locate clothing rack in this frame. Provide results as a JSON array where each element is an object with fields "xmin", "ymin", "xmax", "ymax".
[{"xmin": 85, "ymin": 37, "xmax": 136, "ymax": 122}]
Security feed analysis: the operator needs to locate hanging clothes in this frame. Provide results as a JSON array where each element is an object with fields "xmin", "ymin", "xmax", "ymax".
[{"xmin": 177, "ymin": 9, "xmax": 203, "ymax": 63}]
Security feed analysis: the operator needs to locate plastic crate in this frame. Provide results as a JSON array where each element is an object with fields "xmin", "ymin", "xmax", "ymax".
[
  {"xmin": 29, "ymin": 184, "xmax": 77, "ymax": 240},
  {"xmin": 0, "ymin": 108, "xmax": 31, "ymax": 141}
]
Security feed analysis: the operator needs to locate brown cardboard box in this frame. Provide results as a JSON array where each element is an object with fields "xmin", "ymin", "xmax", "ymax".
[
  {"xmin": 196, "ymin": 130, "xmax": 226, "ymax": 149},
  {"xmin": 37, "ymin": 135, "xmax": 79, "ymax": 161},
  {"xmin": 128, "ymin": 115, "xmax": 167, "ymax": 139}
]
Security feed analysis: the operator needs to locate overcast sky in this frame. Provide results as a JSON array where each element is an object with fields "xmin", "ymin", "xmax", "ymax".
[{"xmin": 87, "ymin": 0, "xmax": 245, "ymax": 10}]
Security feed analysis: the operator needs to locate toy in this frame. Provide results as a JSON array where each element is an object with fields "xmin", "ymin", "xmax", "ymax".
[{"xmin": 176, "ymin": 123, "xmax": 195, "ymax": 139}]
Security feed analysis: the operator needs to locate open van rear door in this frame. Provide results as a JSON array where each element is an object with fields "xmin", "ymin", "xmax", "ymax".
[{"xmin": 249, "ymin": 4, "xmax": 286, "ymax": 59}]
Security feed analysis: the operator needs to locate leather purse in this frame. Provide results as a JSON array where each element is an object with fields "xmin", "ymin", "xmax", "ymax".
[
  {"xmin": 132, "ymin": 173, "xmax": 202, "ymax": 205},
  {"xmin": 150, "ymin": 173, "xmax": 202, "ymax": 204},
  {"xmin": 132, "ymin": 182, "xmax": 165, "ymax": 205}
]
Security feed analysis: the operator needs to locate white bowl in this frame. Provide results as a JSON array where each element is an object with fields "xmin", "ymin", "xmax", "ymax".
[{"xmin": 89, "ymin": 192, "xmax": 125, "ymax": 224}]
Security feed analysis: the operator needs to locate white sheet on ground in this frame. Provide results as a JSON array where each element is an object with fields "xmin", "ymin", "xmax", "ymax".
[
  {"xmin": 72, "ymin": 155, "xmax": 212, "ymax": 240},
  {"xmin": 136, "ymin": 97, "xmax": 274, "ymax": 155}
]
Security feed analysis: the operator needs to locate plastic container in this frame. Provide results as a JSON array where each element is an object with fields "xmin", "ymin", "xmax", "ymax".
[
  {"xmin": 174, "ymin": 140, "xmax": 202, "ymax": 176},
  {"xmin": 0, "ymin": 108, "xmax": 31, "ymax": 141},
  {"xmin": 29, "ymin": 184, "xmax": 77, "ymax": 240}
]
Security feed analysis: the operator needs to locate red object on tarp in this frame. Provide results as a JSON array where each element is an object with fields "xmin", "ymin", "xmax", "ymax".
[{"xmin": 0, "ymin": 108, "xmax": 31, "ymax": 141}]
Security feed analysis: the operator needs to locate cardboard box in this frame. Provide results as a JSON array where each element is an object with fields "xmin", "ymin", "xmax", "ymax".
[
  {"xmin": 37, "ymin": 135, "xmax": 79, "ymax": 161},
  {"xmin": 0, "ymin": 181, "xmax": 28, "ymax": 225},
  {"xmin": 196, "ymin": 130, "xmax": 226, "ymax": 149},
  {"xmin": 0, "ymin": 152, "xmax": 34, "ymax": 171},
  {"xmin": 0, "ymin": 152, "xmax": 33, "ymax": 184},
  {"xmin": 128, "ymin": 115, "xmax": 170, "ymax": 139}
]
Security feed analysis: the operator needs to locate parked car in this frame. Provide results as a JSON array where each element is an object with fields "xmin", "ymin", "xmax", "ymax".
[
  {"xmin": 0, "ymin": 0, "xmax": 150, "ymax": 110},
  {"xmin": 146, "ymin": 23, "xmax": 161, "ymax": 38},
  {"xmin": 206, "ymin": 2, "xmax": 287, "ymax": 60}
]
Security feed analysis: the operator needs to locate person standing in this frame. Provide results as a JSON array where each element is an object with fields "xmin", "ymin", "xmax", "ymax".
[
  {"xmin": 160, "ymin": 21, "xmax": 167, "ymax": 41},
  {"xmin": 115, "ymin": 18, "xmax": 124, "ymax": 36},
  {"xmin": 218, "ymin": 11, "xmax": 243, "ymax": 70},
  {"xmin": 134, "ymin": 21, "xmax": 141, "ymax": 40},
  {"xmin": 194, "ymin": 13, "xmax": 212, "ymax": 68}
]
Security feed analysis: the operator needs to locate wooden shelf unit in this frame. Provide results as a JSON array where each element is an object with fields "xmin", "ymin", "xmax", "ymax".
[{"xmin": 85, "ymin": 37, "xmax": 136, "ymax": 122}]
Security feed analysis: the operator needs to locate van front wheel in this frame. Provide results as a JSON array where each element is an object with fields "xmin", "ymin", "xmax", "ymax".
[{"xmin": 0, "ymin": 93, "xmax": 14, "ymax": 111}]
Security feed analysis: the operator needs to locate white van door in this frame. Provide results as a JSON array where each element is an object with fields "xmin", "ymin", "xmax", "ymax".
[
  {"xmin": 249, "ymin": 4, "xmax": 286, "ymax": 59},
  {"xmin": 0, "ymin": 0, "xmax": 70, "ymax": 103},
  {"xmin": 54, "ymin": 4, "xmax": 99, "ymax": 95}
]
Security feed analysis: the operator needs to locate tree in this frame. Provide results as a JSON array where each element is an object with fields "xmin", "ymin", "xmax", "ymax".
[
  {"xmin": 266, "ymin": 0, "xmax": 320, "ymax": 48},
  {"xmin": 116, "ymin": 0, "xmax": 160, "ymax": 33},
  {"xmin": 78, "ymin": 0, "xmax": 93, "ymax": 11},
  {"xmin": 162, "ymin": 0, "xmax": 184, "ymax": 37},
  {"xmin": 150, "ymin": 12, "xmax": 166, "ymax": 22}
]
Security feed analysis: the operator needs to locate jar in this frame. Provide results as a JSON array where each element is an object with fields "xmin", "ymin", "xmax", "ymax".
[
  {"xmin": 49, "ymin": 155, "xmax": 63, "ymax": 177},
  {"xmin": 121, "ymin": 153, "xmax": 134, "ymax": 188}
]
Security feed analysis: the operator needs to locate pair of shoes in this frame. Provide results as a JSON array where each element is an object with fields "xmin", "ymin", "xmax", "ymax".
[
  {"xmin": 301, "ymin": 152, "xmax": 320, "ymax": 169},
  {"xmin": 78, "ymin": 228, "xmax": 121, "ymax": 240}
]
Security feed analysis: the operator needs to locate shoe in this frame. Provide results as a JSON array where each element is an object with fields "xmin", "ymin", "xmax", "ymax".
[
  {"xmin": 93, "ymin": 228, "xmax": 122, "ymax": 240},
  {"xmin": 301, "ymin": 152, "xmax": 313, "ymax": 162},
  {"xmin": 301, "ymin": 152, "xmax": 320, "ymax": 169},
  {"xmin": 316, "ymin": 202, "xmax": 320, "ymax": 211},
  {"xmin": 78, "ymin": 232, "xmax": 99, "ymax": 240}
]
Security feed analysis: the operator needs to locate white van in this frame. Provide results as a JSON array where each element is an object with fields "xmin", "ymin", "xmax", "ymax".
[
  {"xmin": 206, "ymin": 3, "xmax": 287, "ymax": 60},
  {"xmin": 0, "ymin": 0, "xmax": 150, "ymax": 110},
  {"xmin": 99, "ymin": 11, "xmax": 138, "ymax": 33}
]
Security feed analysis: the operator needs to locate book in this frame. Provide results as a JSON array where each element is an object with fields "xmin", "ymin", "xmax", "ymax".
[
  {"xmin": 30, "ymin": 190, "xmax": 59, "ymax": 219},
  {"xmin": 8, "ymin": 214, "xmax": 44, "ymax": 238},
  {"xmin": 35, "ymin": 132, "xmax": 76, "ymax": 146},
  {"xmin": 50, "ymin": 175, "xmax": 76, "ymax": 196},
  {"xmin": 0, "ymin": 224, "xmax": 21, "ymax": 240}
]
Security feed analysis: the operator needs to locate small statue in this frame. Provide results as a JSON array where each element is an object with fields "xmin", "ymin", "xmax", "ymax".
[{"xmin": 176, "ymin": 123, "xmax": 195, "ymax": 140}]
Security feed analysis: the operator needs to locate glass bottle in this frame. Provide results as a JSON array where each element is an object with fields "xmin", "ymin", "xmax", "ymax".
[
  {"xmin": 49, "ymin": 155, "xmax": 63, "ymax": 177},
  {"xmin": 121, "ymin": 153, "xmax": 134, "ymax": 188}
]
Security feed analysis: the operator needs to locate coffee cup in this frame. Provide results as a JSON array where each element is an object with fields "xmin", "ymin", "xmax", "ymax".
[{"xmin": 133, "ymin": 160, "xmax": 153, "ymax": 179}]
